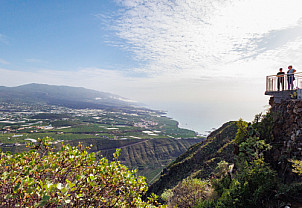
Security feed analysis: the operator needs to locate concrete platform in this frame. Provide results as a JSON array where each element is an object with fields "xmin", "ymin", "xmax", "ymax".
[{"xmin": 265, "ymin": 89, "xmax": 302, "ymax": 103}]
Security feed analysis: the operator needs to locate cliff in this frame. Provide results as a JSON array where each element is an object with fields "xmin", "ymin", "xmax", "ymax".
[
  {"xmin": 266, "ymin": 99, "xmax": 302, "ymax": 183},
  {"xmin": 147, "ymin": 121, "xmax": 238, "ymax": 196},
  {"xmin": 147, "ymin": 99, "xmax": 302, "ymax": 206}
]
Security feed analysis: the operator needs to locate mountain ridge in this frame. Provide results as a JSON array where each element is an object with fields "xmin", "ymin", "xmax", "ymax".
[{"xmin": 0, "ymin": 83, "xmax": 143, "ymax": 110}]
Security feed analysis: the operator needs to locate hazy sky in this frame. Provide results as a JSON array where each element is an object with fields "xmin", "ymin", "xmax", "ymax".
[{"xmin": 1, "ymin": 0, "xmax": 302, "ymax": 134}]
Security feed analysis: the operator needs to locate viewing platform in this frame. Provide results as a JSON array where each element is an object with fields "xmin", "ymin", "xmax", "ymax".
[{"xmin": 265, "ymin": 72, "xmax": 302, "ymax": 103}]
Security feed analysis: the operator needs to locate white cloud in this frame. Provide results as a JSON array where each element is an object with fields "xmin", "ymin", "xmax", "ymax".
[
  {"xmin": 94, "ymin": 0, "xmax": 302, "ymax": 133},
  {"xmin": 4, "ymin": 0, "xmax": 302, "ymax": 133},
  {"xmin": 109, "ymin": 0, "xmax": 302, "ymax": 79}
]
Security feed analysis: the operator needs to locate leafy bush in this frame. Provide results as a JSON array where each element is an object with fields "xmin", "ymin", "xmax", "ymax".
[
  {"xmin": 0, "ymin": 137, "xmax": 161, "ymax": 207},
  {"xmin": 214, "ymin": 158, "xmax": 278, "ymax": 208},
  {"xmin": 161, "ymin": 178, "xmax": 214, "ymax": 208},
  {"xmin": 237, "ymin": 136, "xmax": 271, "ymax": 163},
  {"xmin": 195, "ymin": 122, "xmax": 278, "ymax": 208},
  {"xmin": 252, "ymin": 112, "xmax": 274, "ymax": 142},
  {"xmin": 234, "ymin": 119, "xmax": 248, "ymax": 144},
  {"xmin": 291, "ymin": 160, "xmax": 302, "ymax": 176},
  {"xmin": 214, "ymin": 160, "xmax": 229, "ymax": 178}
]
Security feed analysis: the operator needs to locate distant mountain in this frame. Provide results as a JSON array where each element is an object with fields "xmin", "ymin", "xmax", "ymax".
[{"xmin": 0, "ymin": 83, "xmax": 139, "ymax": 110}]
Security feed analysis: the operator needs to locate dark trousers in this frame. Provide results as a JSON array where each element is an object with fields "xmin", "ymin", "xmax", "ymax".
[
  {"xmin": 287, "ymin": 75, "xmax": 294, "ymax": 90},
  {"xmin": 278, "ymin": 77, "xmax": 284, "ymax": 91}
]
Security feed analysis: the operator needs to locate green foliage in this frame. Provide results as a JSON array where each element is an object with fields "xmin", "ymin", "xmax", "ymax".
[
  {"xmin": 148, "ymin": 121, "xmax": 238, "ymax": 197},
  {"xmin": 201, "ymin": 150, "xmax": 277, "ymax": 207},
  {"xmin": 217, "ymin": 134, "xmax": 276, "ymax": 207},
  {"xmin": 160, "ymin": 109, "xmax": 302, "ymax": 207},
  {"xmin": 193, "ymin": 199, "xmax": 216, "ymax": 208},
  {"xmin": 291, "ymin": 160, "xmax": 302, "ymax": 176},
  {"xmin": 277, "ymin": 181, "xmax": 302, "ymax": 206},
  {"xmin": 195, "ymin": 121, "xmax": 278, "ymax": 208},
  {"xmin": 234, "ymin": 119, "xmax": 248, "ymax": 144},
  {"xmin": 214, "ymin": 158, "xmax": 277, "ymax": 208},
  {"xmin": 290, "ymin": 91, "xmax": 297, "ymax": 99},
  {"xmin": 214, "ymin": 161, "xmax": 229, "ymax": 178},
  {"xmin": 160, "ymin": 189, "xmax": 173, "ymax": 203},
  {"xmin": 252, "ymin": 112, "xmax": 274, "ymax": 141},
  {"xmin": 237, "ymin": 136, "xmax": 271, "ymax": 163},
  {"xmin": 31, "ymin": 113, "xmax": 71, "ymax": 119},
  {"xmin": 161, "ymin": 178, "xmax": 213, "ymax": 208},
  {"xmin": 0, "ymin": 137, "xmax": 162, "ymax": 207}
]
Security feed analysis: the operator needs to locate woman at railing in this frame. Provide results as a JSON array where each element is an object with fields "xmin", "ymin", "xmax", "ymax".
[{"xmin": 287, "ymin": 65, "xmax": 296, "ymax": 90}]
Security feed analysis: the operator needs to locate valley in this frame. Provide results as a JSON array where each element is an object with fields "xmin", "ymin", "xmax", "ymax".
[{"xmin": 0, "ymin": 89, "xmax": 204, "ymax": 182}]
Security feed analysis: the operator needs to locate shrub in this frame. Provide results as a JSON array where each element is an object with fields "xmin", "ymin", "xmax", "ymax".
[
  {"xmin": 195, "ymin": 127, "xmax": 278, "ymax": 208},
  {"xmin": 161, "ymin": 178, "xmax": 214, "ymax": 208},
  {"xmin": 252, "ymin": 112, "xmax": 274, "ymax": 142},
  {"xmin": 234, "ymin": 119, "xmax": 248, "ymax": 144},
  {"xmin": 213, "ymin": 135, "xmax": 277, "ymax": 208},
  {"xmin": 291, "ymin": 160, "xmax": 302, "ymax": 176},
  {"xmin": 215, "ymin": 158, "xmax": 278, "ymax": 208},
  {"xmin": 0, "ymin": 137, "xmax": 161, "ymax": 207}
]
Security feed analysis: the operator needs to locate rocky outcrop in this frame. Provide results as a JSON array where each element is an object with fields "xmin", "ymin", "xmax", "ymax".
[{"xmin": 268, "ymin": 99, "xmax": 302, "ymax": 183}]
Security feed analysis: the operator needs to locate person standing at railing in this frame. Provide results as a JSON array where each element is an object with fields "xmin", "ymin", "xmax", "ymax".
[
  {"xmin": 277, "ymin": 68, "xmax": 285, "ymax": 91},
  {"xmin": 287, "ymin": 65, "xmax": 296, "ymax": 90}
]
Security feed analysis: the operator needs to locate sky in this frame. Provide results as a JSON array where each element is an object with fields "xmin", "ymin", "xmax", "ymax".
[{"xmin": 1, "ymin": 0, "xmax": 302, "ymax": 134}]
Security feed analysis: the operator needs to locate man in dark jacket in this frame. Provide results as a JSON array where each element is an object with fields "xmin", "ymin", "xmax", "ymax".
[{"xmin": 277, "ymin": 68, "xmax": 285, "ymax": 91}]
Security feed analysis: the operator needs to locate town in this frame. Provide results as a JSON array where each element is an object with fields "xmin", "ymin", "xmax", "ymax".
[{"xmin": 0, "ymin": 102, "xmax": 201, "ymax": 149}]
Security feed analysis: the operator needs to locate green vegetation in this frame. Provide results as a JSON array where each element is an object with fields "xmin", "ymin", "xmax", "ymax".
[
  {"xmin": 0, "ymin": 102, "xmax": 203, "ymax": 182},
  {"xmin": 151, "ymin": 117, "xmax": 279, "ymax": 208},
  {"xmin": 148, "ymin": 121, "xmax": 237, "ymax": 197},
  {"xmin": 156, "ymin": 110, "xmax": 302, "ymax": 208},
  {"xmin": 205, "ymin": 135, "xmax": 278, "ymax": 207},
  {"xmin": 0, "ymin": 104, "xmax": 200, "ymax": 146},
  {"xmin": 0, "ymin": 132, "xmax": 101, "ymax": 144},
  {"xmin": 31, "ymin": 113, "xmax": 71, "ymax": 119},
  {"xmin": 90, "ymin": 138, "xmax": 201, "ymax": 182},
  {"xmin": 0, "ymin": 137, "xmax": 163, "ymax": 207},
  {"xmin": 292, "ymin": 160, "xmax": 302, "ymax": 175},
  {"xmin": 161, "ymin": 178, "xmax": 213, "ymax": 208}
]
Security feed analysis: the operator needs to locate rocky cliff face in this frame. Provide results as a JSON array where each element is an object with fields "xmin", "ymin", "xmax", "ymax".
[{"xmin": 267, "ymin": 99, "xmax": 302, "ymax": 183}]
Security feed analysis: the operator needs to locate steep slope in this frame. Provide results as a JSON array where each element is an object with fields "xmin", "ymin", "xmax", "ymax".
[
  {"xmin": 147, "ymin": 121, "xmax": 238, "ymax": 195},
  {"xmin": 146, "ymin": 100, "xmax": 302, "ymax": 206},
  {"xmin": 68, "ymin": 138, "xmax": 203, "ymax": 182}
]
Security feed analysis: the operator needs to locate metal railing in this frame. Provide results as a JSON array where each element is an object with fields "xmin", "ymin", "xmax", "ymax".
[{"xmin": 266, "ymin": 72, "xmax": 302, "ymax": 92}]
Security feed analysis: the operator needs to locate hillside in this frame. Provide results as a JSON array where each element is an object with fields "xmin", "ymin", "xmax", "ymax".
[
  {"xmin": 1, "ymin": 137, "xmax": 202, "ymax": 182},
  {"xmin": 147, "ymin": 121, "xmax": 238, "ymax": 195},
  {"xmin": 76, "ymin": 138, "xmax": 202, "ymax": 182},
  {"xmin": 0, "ymin": 83, "xmax": 141, "ymax": 110},
  {"xmin": 147, "ymin": 99, "xmax": 302, "ymax": 207}
]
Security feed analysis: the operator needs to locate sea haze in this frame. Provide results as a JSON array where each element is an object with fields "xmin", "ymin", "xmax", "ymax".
[{"xmin": 146, "ymin": 100, "xmax": 268, "ymax": 135}]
